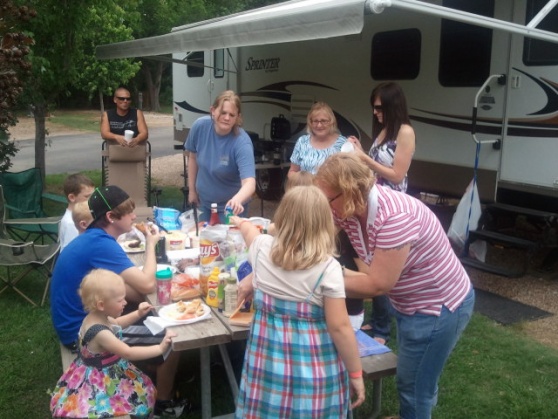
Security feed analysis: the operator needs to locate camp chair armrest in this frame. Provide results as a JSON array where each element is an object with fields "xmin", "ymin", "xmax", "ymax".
[
  {"xmin": 4, "ymin": 203, "xmax": 37, "ymax": 217},
  {"xmin": 42, "ymin": 192, "xmax": 67, "ymax": 205},
  {"xmin": 4, "ymin": 215, "xmax": 62, "ymax": 226}
]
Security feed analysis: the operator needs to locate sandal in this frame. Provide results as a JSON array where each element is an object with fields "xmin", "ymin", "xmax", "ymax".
[{"xmin": 360, "ymin": 323, "xmax": 373, "ymax": 332}]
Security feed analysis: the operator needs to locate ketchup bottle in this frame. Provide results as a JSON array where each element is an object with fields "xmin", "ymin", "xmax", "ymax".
[{"xmin": 209, "ymin": 203, "xmax": 220, "ymax": 226}]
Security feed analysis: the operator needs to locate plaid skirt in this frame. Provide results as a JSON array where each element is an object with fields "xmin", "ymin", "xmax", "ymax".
[{"xmin": 236, "ymin": 289, "xmax": 349, "ymax": 418}]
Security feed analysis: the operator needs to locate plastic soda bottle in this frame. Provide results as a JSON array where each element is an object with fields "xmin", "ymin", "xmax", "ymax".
[
  {"xmin": 225, "ymin": 206, "xmax": 233, "ymax": 225},
  {"xmin": 209, "ymin": 203, "xmax": 220, "ymax": 226},
  {"xmin": 217, "ymin": 273, "xmax": 229, "ymax": 312},
  {"xmin": 224, "ymin": 268, "xmax": 239, "ymax": 317}
]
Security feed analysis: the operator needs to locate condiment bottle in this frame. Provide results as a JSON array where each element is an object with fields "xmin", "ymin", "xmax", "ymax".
[
  {"xmin": 206, "ymin": 267, "xmax": 221, "ymax": 307},
  {"xmin": 217, "ymin": 272, "xmax": 229, "ymax": 312},
  {"xmin": 225, "ymin": 206, "xmax": 233, "ymax": 225},
  {"xmin": 209, "ymin": 203, "xmax": 220, "ymax": 226},
  {"xmin": 156, "ymin": 268, "xmax": 173, "ymax": 305},
  {"xmin": 224, "ymin": 268, "xmax": 238, "ymax": 317}
]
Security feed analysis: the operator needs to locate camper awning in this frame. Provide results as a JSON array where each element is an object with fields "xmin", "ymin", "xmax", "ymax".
[
  {"xmin": 96, "ymin": 0, "xmax": 365, "ymax": 59},
  {"xmin": 96, "ymin": 0, "xmax": 558, "ymax": 60}
]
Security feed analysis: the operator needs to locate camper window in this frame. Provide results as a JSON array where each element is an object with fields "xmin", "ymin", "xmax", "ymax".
[
  {"xmin": 214, "ymin": 49, "xmax": 225, "ymax": 78},
  {"xmin": 523, "ymin": 0, "xmax": 558, "ymax": 65},
  {"xmin": 439, "ymin": 0, "xmax": 494, "ymax": 87},
  {"xmin": 187, "ymin": 51, "xmax": 204, "ymax": 78},
  {"xmin": 371, "ymin": 28, "xmax": 421, "ymax": 80}
]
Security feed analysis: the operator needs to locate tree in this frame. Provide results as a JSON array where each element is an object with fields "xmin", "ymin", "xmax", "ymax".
[
  {"xmin": 0, "ymin": 0, "xmax": 34, "ymax": 172},
  {"xmin": 133, "ymin": 0, "xmax": 283, "ymax": 112},
  {"xmin": 17, "ymin": 0, "xmax": 140, "ymax": 178},
  {"xmin": 72, "ymin": 2, "xmax": 141, "ymax": 114}
]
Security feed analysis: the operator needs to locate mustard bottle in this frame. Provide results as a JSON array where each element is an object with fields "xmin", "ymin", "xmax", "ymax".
[{"xmin": 206, "ymin": 267, "xmax": 221, "ymax": 307}]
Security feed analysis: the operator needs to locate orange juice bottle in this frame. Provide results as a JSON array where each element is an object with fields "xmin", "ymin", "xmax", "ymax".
[{"xmin": 206, "ymin": 267, "xmax": 221, "ymax": 307}]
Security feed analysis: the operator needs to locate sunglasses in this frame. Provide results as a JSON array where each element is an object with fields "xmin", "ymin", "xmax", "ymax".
[
  {"xmin": 373, "ymin": 105, "xmax": 383, "ymax": 112},
  {"xmin": 116, "ymin": 97, "xmax": 131, "ymax": 101}
]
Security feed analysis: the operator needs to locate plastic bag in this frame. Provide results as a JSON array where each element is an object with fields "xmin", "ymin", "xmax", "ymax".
[
  {"xmin": 179, "ymin": 208, "xmax": 202, "ymax": 233},
  {"xmin": 447, "ymin": 180, "xmax": 482, "ymax": 250},
  {"xmin": 154, "ymin": 206, "xmax": 180, "ymax": 231}
]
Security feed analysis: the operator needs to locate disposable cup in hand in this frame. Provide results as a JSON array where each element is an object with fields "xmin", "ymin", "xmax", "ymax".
[
  {"xmin": 124, "ymin": 130, "xmax": 134, "ymax": 142},
  {"xmin": 341, "ymin": 142, "xmax": 355, "ymax": 153}
]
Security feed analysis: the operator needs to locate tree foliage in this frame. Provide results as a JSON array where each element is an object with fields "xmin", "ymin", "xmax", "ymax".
[
  {"xmin": 0, "ymin": 0, "xmax": 35, "ymax": 172},
  {"xmin": 131, "ymin": 0, "xmax": 283, "ymax": 112},
  {"xmin": 14, "ymin": 0, "xmax": 141, "ymax": 178}
]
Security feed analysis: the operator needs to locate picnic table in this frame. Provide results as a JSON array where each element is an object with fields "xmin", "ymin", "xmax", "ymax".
[{"xmin": 129, "ymin": 252, "xmax": 397, "ymax": 419}]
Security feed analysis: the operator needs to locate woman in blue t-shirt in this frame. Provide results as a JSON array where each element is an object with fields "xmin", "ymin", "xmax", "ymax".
[{"xmin": 184, "ymin": 90, "xmax": 256, "ymax": 222}]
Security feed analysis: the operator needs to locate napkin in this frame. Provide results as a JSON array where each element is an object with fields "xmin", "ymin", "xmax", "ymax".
[{"xmin": 144, "ymin": 316, "xmax": 176, "ymax": 335}]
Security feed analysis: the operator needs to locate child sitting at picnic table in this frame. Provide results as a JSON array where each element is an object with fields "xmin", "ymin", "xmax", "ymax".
[
  {"xmin": 230, "ymin": 185, "xmax": 365, "ymax": 418},
  {"xmin": 59, "ymin": 173, "xmax": 95, "ymax": 251},
  {"xmin": 50, "ymin": 268, "xmax": 176, "ymax": 419},
  {"xmin": 71, "ymin": 200, "xmax": 93, "ymax": 233}
]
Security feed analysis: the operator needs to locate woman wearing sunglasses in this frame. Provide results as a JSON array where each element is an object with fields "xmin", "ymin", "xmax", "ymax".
[
  {"xmin": 101, "ymin": 86, "xmax": 149, "ymax": 148},
  {"xmin": 346, "ymin": 82, "xmax": 416, "ymax": 343}
]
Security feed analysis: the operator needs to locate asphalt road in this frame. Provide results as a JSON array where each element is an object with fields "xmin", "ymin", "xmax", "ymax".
[{"xmin": 9, "ymin": 126, "xmax": 179, "ymax": 175}]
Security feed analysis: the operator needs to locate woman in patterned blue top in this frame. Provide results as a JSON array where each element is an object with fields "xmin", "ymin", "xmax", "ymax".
[{"xmin": 288, "ymin": 101, "xmax": 347, "ymax": 178}]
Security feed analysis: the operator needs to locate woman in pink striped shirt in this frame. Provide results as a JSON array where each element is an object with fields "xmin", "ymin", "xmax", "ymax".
[{"xmin": 315, "ymin": 153, "xmax": 474, "ymax": 419}]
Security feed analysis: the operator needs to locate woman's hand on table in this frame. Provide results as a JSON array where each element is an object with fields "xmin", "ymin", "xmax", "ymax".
[{"xmin": 226, "ymin": 198, "xmax": 245, "ymax": 216}]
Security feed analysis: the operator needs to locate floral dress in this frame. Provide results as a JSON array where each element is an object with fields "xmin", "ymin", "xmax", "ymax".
[{"xmin": 50, "ymin": 324, "xmax": 156, "ymax": 418}]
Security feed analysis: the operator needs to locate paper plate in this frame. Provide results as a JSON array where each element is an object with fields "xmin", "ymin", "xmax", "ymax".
[
  {"xmin": 158, "ymin": 302, "xmax": 211, "ymax": 324},
  {"xmin": 120, "ymin": 240, "xmax": 145, "ymax": 253}
]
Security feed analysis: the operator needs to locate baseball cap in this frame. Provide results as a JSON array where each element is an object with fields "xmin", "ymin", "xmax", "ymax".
[{"xmin": 88, "ymin": 186, "xmax": 130, "ymax": 224}]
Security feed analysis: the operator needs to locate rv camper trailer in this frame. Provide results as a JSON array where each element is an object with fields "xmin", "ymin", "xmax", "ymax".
[{"xmin": 169, "ymin": 0, "xmax": 558, "ymax": 213}]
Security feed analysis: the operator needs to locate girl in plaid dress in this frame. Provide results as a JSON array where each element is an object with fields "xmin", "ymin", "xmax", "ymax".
[{"xmin": 230, "ymin": 186, "xmax": 365, "ymax": 418}]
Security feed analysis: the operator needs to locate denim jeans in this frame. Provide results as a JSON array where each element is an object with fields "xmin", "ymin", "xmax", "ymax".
[
  {"xmin": 394, "ymin": 288, "xmax": 475, "ymax": 419},
  {"xmin": 371, "ymin": 294, "xmax": 393, "ymax": 340}
]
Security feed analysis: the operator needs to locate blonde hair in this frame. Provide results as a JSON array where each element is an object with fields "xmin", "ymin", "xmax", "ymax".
[
  {"xmin": 285, "ymin": 171, "xmax": 314, "ymax": 191},
  {"xmin": 306, "ymin": 101, "xmax": 339, "ymax": 135},
  {"xmin": 72, "ymin": 201, "xmax": 93, "ymax": 232},
  {"xmin": 211, "ymin": 90, "xmax": 243, "ymax": 135},
  {"xmin": 271, "ymin": 185, "xmax": 336, "ymax": 270},
  {"xmin": 315, "ymin": 153, "xmax": 375, "ymax": 219},
  {"xmin": 79, "ymin": 269, "xmax": 124, "ymax": 312}
]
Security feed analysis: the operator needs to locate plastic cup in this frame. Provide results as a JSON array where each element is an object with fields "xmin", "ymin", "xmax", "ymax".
[
  {"xmin": 124, "ymin": 130, "xmax": 134, "ymax": 142},
  {"xmin": 156, "ymin": 268, "xmax": 173, "ymax": 305},
  {"xmin": 341, "ymin": 142, "xmax": 355, "ymax": 153}
]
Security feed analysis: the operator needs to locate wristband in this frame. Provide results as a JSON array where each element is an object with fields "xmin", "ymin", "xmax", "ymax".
[{"xmin": 348, "ymin": 370, "xmax": 363, "ymax": 379}]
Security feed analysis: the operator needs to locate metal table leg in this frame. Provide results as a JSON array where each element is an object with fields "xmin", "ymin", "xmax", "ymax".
[
  {"xmin": 200, "ymin": 346, "xmax": 211, "ymax": 419},
  {"xmin": 218, "ymin": 344, "xmax": 239, "ymax": 400}
]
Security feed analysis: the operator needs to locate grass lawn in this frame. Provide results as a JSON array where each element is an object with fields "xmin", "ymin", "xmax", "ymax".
[{"xmin": 1, "ymin": 174, "xmax": 558, "ymax": 418}]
